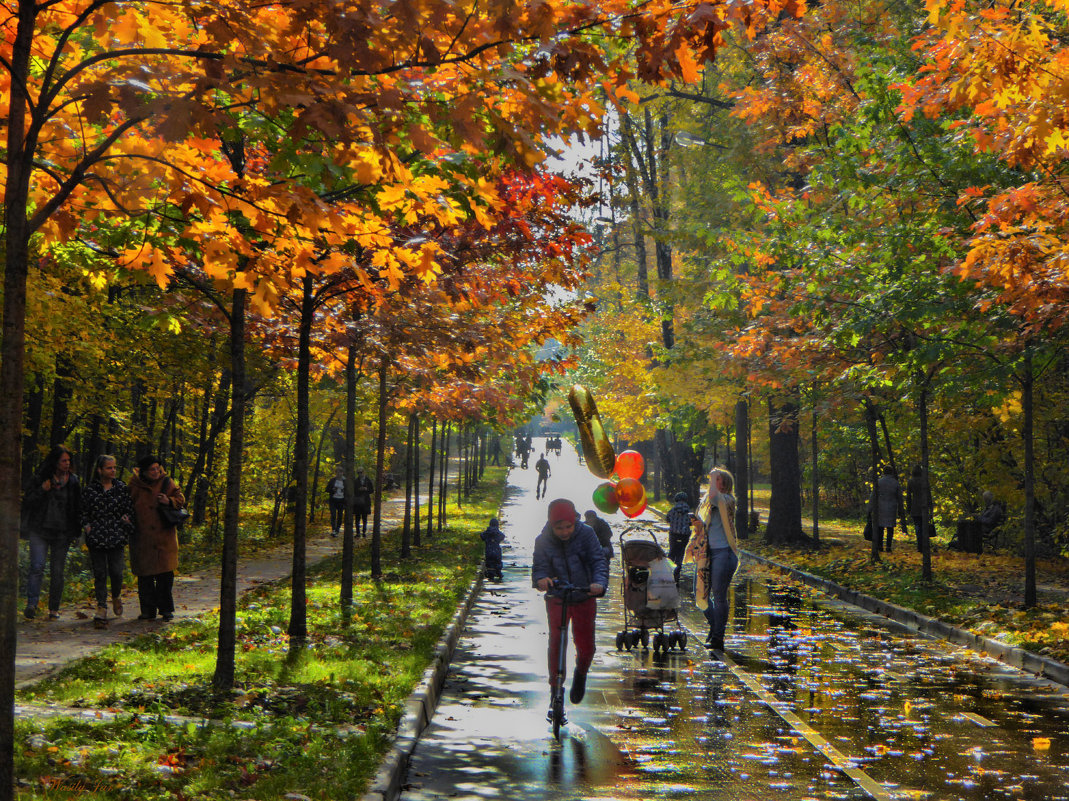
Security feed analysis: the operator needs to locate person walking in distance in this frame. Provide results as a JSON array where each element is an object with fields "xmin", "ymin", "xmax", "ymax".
[
  {"xmin": 665, "ymin": 492, "xmax": 692, "ymax": 586},
  {"xmin": 352, "ymin": 467, "xmax": 374, "ymax": 538},
  {"xmin": 870, "ymin": 465, "xmax": 901, "ymax": 553},
  {"xmin": 532, "ymin": 499, "xmax": 608, "ymax": 719},
  {"xmin": 582, "ymin": 509, "xmax": 615, "ymax": 564},
  {"xmin": 325, "ymin": 464, "xmax": 347, "ymax": 538},
  {"xmin": 81, "ymin": 455, "xmax": 134, "ymax": 628},
  {"xmin": 22, "ymin": 445, "xmax": 82, "ymax": 620},
  {"xmin": 534, "ymin": 452, "xmax": 551, "ymax": 499},
  {"xmin": 480, "ymin": 517, "xmax": 505, "ymax": 581}
]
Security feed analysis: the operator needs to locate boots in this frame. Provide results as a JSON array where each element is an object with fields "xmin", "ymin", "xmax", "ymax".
[{"xmin": 94, "ymin": 606, "xmax": 108, "ymax": 629}]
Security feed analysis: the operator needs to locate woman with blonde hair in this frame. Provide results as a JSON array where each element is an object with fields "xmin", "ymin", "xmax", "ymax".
[{"xmin": 684, "ymin": 467, "xmax": 740, "ymax": 651}]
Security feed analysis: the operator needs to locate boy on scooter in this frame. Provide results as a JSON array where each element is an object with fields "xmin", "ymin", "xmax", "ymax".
[{"xmin": 532, "ymin": 498, "xmax": 608, "ymax": 720}]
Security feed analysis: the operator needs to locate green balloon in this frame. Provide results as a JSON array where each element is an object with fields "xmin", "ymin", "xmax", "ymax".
[{"xmin": 592, "ymin": 482, "xmax": 619, "ymax": 515}]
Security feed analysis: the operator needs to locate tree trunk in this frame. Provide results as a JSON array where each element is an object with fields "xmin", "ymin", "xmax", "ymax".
[
  {"xmin": 371, "ymin": 360, "xmax": 389, "ymax": 578},
  {"xmin": 439, "ymin": 424, "xmax": 450, "ymax": 530},
  {"xmin": 341, "ymin": 341, "xmax": 357, "ymax": 608},
  {"xmin": 764, "ymin": 397, "xmax": 806, "ymax": 544},
  {"xmin": 212, "ymin": 288, "xmax": 247, "ymax": 692},
  {"xmin": 401, "ymin": 413, "xmax": 414, "ymax": 559},
  {"xmin": 287, "ymin": 274, "xmax": 315, "ymax": 643},
  {"xmin": 735, "ymin": 400, "xmax": 749, "ymax": 541},
  {"xmin": 918, "ymin": 377, "xmax": 933, "ymax": 583},
  {"xmin": 426, "ymin": 418, "xmax": 437, "ymax": 539},
  {"xmin": 412, "ymin": 414, "xmax": 421, "ymax": 548},
  {"xmin": 1023, "ymin": 349, "xmax": 1036, "ymax": 608},
  {"xmin": 48, "ymin": 356, "xmax": 74, "ymax": 447},
  {"xmin": 1, "ymin": 9, "xmax": 38, "ymax": 787},
  {"xmin": 308, "ymin": 405, "xmax": 340, "ymax": 525},
  {"xmin": 863, "ymin": 399, "xmax": 882, "ymax": 563},
  {"xmin": 810, "ymin": 395, "xmax": 819, "ymax": 544},
  {"xmin": 21, "ymin": 374, "xmax": 43, "ymax": 478}
]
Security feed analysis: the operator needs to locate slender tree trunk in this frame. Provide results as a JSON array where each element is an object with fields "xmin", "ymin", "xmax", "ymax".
[
  {"xmin": 308, "ymin": 405, "xmax": 340, "ymax": 525},
  {"xmin": 457, "ymin": 425, "xmax": 464, "ymax": 505},
  {"xmin": 287, "ymin": 275, "xmax": 315, "ymax": 643},
  {"xmin": 341, "ymin": 342, "xmax": 357, "ymax": 608},
  {"xmin": 918, "ymin": 377, "xmax": 933, "ymax": 582},
  {"xmin": 877, "ymin": 411, "xmax": 910, "ymax": 536},
  {"xmin": 413, "ymin": 414, "xmax": 421, "ymax": 548},
  {"xmin": 21, "ymin": 374, "xmax": 43, "ymax": 479},
  {"xmin": 1023, "ymin": 350, "xmax": 1036, "ymax": 608},
  {"xmin": 371, "ymin": 361, "xmax": 389, "ymax": 578},
  {"xmin": 48, "ymin": 356, "xmax": 73, "ymax": 447},
  {"xmin": 439, "ymin": 424, "xmax": 450, "ymax": 530},
  {"xmin": 401, "ymin": 413, "xmax": 414, "ymax": 559},
  {"xmin": 764, "ymin": 396, "xmax": 806, "ymax": 544},
  {"xmin": 863, "ymin": 399, "xmax": 882, "ymax": 563},
  {"xmin": 426, "ymin": 418, "xmax": 437, "ymax": 538},
  {"xmin": 212, "ymin": 288, "xmax": 247, "ymax": 691},
  {"xmin": 810, "ymin": 396, "xmax": 819, "ymax": 544},
  {"xmin": 735, "ymin": 399, "xmax": 749, "ymax": 541}
]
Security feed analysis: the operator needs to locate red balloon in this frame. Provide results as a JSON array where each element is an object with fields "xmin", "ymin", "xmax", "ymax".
[
  {"xmin": 621, "ymin": 497, "xmax": 647, "ymax": 519},
  {"xmin": 614, "ymin": 450, "xmax": 645, "ymax": 480},
  {"xmin": 592, "ymin": 482, "xmax": 619, "ymax": 515},
  {"xmin": 615, "ymin": 477, "xmax": 644, "ymax": 507}
]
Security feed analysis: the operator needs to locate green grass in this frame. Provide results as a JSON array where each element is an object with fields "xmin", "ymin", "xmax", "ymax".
[{"xmin": 15, "ymin": 468, "xmax": 508, "ymax": 800}]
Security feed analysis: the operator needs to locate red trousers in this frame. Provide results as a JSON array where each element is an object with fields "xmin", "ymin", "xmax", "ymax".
[{"xmin": 545, "ymin": 596, "xmax": 597, "ymax": 689}]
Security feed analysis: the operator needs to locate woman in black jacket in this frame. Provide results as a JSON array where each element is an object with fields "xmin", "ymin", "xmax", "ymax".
[
  {"xmin": 81, "ymin": 455, "xmax": 135, "ymax": 627},
  {"xmin": 22, "ymin": 445, "xmax": 82, "ymax": 620}
]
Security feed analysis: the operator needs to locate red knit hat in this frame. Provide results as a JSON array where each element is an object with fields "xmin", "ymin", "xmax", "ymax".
[{"xmin": 547, "ymin": 499, "xmax": 576, "ymax": 525}]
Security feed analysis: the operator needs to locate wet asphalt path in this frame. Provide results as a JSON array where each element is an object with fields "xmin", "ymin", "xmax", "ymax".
[{"xmin": 399, "ymin": 440, "xmax": 1069, "ymax": 801}]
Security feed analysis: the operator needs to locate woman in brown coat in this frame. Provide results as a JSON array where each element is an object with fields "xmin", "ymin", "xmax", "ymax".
[{"xmin": 128, "ymin": 455, "xmax": 185, "ymax": 621}]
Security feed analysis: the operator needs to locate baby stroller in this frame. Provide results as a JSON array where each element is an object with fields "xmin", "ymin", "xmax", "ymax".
[{"xmin": 615, "ymin": 528, "xmax": 688, "ymax": 655}]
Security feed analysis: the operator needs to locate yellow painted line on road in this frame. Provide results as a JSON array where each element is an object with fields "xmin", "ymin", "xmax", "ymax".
[
  {"xmin": 960, "ymin": 712, "xmax": 996, "ymax": 727},
  {"xmin": 717, "ymin": 649, "xmax": 895, "ymax": 801}
]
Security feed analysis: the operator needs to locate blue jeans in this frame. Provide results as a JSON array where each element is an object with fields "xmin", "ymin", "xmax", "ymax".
[
  {"xmin": 26, "ymin": 533, "xmax": 71, "ymax": 612},
  {"xmin": 702, "ymin": 547, "xmax": 739, "ymax": 642}
]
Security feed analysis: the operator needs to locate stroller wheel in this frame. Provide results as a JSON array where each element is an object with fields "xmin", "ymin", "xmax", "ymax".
[
  {"xmin": 677, "ymin": 631, "xmax": 688, "ymax": 651},
  {"xmin": 627, "ymin": 630, "xmax": 639, "ymax": 650},
  {"xmin": 652, "ymin": 633, "xmax": 665, "ymax": 654},
  {"xmin": 667, "ymin": 631, "xmax": 679, "ymax": 650},
  {"xmin": 640, "ymin": 629, "xmax": 650, "ymax": 649},
  {"xmin": 616, "ymin": 631, "xmax": 625, "ymax": 651}
]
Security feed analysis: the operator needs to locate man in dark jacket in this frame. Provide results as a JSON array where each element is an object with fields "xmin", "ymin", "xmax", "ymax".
[
  {"xmin": 583, "ymin": 510, "xmax": 614, "ymax": 562},
  {"xmin": 532, "ymin": 498, "xmax": 608, "ymax": 718}
]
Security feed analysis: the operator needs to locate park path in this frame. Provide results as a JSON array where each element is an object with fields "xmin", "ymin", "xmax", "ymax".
[
  {"xmin": 14, "ymin": 495, "xmax": 407, "ymax": 688},
  {"xmin": 399, "ymin": 439, "xmax": 1069, "ymax": 801}
]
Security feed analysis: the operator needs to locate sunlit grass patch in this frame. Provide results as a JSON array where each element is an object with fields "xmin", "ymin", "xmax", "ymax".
[{"xmin": 16, "ymin": 469, "xmax": 507, "ymax": 799}]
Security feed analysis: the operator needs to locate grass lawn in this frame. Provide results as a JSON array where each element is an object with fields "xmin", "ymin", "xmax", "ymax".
[{"xmin": 15, "ymin": 468, "xmax": 507, "ymax": 800}]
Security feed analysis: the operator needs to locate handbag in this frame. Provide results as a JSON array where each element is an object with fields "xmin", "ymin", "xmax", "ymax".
[
  {"xmin": 158, "ymin": 478, "xmax": 189, "ymax": 527},
  {"xmin": 159, "ymin": 503, "xmax": 189, "ymax": 528},
  {"xmin": 863, "ymin": 512, "xmax": 873, "ymax": 541}
]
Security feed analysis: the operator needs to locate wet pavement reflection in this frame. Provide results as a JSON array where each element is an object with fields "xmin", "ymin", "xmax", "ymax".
[{"xmin": 399, "ymin": 440, "xmax": 1069, "ymax": 801}]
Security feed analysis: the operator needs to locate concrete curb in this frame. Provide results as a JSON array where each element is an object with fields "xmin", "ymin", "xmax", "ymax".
[
  {"xmin": 743, "ymin": 550, "xmax": 1069, "ymax": 689},
  {"xmin": 359, "ymin": 563, "xmax": 486, "ymax": 801}
]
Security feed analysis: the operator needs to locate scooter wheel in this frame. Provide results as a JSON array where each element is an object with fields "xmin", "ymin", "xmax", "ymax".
[{"xmin": 616, "ymin": 632, "xmax": 625, "ymax": 651}]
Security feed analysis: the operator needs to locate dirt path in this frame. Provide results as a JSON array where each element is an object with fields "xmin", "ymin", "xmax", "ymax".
[{"xmin": 15, "ymin": 495, "xmax": 407, "ymax": 688}]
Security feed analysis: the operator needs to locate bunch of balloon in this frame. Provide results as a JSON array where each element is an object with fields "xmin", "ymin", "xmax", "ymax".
[{"xmin": 613, "ymin": 450, "xmax": 647, "ymax": 518}]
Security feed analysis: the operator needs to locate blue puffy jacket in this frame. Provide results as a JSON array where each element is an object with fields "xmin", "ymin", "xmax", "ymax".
[{"xmin": 531, "ymin": 517, "xmax": 609, "ymax": 601}]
